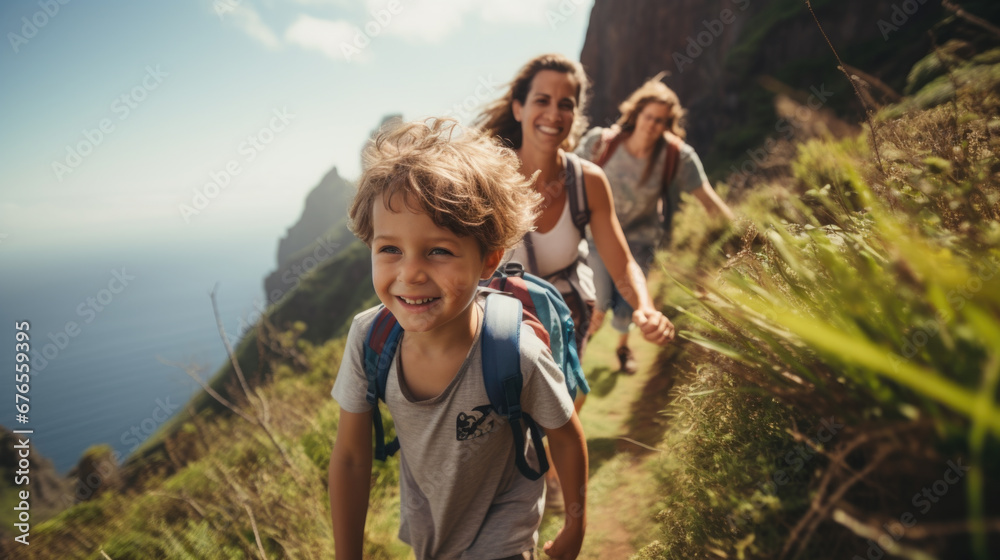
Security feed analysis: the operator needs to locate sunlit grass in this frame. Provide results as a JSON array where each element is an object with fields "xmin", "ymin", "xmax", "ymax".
[{"xmin": 637, "ymin": 51, "xmax": 1000, "ymax": 559}]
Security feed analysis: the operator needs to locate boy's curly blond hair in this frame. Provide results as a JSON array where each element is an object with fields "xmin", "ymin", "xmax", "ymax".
[{"xmin": 349, "ymin": 118, "xmax": 541, "ymax": 255}]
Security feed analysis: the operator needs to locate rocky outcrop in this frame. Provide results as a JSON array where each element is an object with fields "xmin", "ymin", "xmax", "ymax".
[
  {"xmin": 68, "ymin": 444, "xmax": 121, "ymax": 503},
  {"xmin": 273, "ymin": 166, "xmax": 352, "ymax": 269},
  {"xmin": 265, "ymin": 113, "xmax": 407, "ymax": 305},
  {"xmin": 578, "ymin": 0, "xmax": 999, "ymax": 171},
  {"xmin": 264, "ymin": 166, "xmax": 353, "ymax": 303},
  {"xmin": 0, "ymin": 426, "xmax": 74, "ymax": 533}
]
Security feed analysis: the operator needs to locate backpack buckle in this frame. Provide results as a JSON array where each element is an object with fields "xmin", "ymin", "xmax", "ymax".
[{"xmin": 502, "ymin": 262, "xmax": 525, "ymax": 277}]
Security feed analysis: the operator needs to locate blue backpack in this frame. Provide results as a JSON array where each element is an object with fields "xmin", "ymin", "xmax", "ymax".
[{"xmin": 362, "ymin": 263, "xmax": 587, "ymax": 480}]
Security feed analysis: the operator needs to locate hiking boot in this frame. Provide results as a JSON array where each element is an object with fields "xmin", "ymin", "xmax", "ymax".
[{"xmin": 616, "ymin": 345, "xmax": 637, "ymax": 374}]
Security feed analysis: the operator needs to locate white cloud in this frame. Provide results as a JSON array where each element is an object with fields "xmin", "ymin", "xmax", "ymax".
[
  {"xmin": 215, "ymin": 0, "xmax": 592, "ymax": 59},
  {"xmin": 480, "ymin": 0, "xmax": 557, "ymax": 26},
  {"xmin": 365, "ymin": 0, "xmax": 471, "ymax": 44},
  {"xmin": 285, "ymin": 0, "xmax": 349, "ymax": 5},
  {"xmin": 359, "ymin": 0, "xmax": 589, "ymax": 43},
  {"xmin": 227, "ymin": 4, "xmax": 282, "ymax": 49},
  {"xmin": 284, "ymin": 14, "xmax": 361, "ymax": 62}
]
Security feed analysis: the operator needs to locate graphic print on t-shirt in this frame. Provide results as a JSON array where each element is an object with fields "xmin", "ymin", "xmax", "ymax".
[{"xmin": 456, "ymin": 404, "xmax": 496, "ymax": 441}]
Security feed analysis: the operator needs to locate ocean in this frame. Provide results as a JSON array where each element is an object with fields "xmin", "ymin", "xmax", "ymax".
[{"xmin": 1, "ymin": 240, "xmax": 275, "ymax": 473}]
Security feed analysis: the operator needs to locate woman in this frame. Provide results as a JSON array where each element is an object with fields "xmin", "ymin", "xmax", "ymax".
[
  {"xmin": 477, "ymin": 55, "xmax": 675, "ymax": 515},
  {"xmin": 476, "ymin": 54, "xmax": 676, "ymax": 367},
  {"xmin": 576, "ymin": 78, "xmax": 734, "ymax": 374}
]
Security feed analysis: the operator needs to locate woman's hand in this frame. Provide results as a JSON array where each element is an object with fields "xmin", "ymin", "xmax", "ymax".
[{"xmin": 632, "ymin": 307, "xmax": 675, "ymax": 345}]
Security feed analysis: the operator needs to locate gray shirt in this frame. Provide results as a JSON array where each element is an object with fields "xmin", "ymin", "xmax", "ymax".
[
  {"xmin": 332, "ymin": 297, "xmax": 575, "ymax": 560},
  {"xmin": 576, "ymin": 127, "xmax": 708, "ymax": 245}
]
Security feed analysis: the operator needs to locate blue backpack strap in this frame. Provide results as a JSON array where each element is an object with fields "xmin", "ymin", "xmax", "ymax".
[
  {"xmin": 363, "ymin": 307, "xmax": 403, "ymax": 460},
  {"xmin": 522, "ymin": 272, "xmax": 588, "ymax": 398},
  {"xmin": 481, "ymin": 293, "xmax": 549, "ymax": 481},
  {"xmin": 483, "ymin": 265, "xmax": 589, "ymax": 399}
]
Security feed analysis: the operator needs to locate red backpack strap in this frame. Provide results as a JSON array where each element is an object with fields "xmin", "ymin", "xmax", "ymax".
[
  {"xmin": 593, "ymin": 126, "xmax": 624, "ymax": 168},
  {"xmin": 485, "ymin": 277, "xmax": 550, "ymax": 348},
  {"xmin": 661, "ymin": 131, "xmax": 684, "ymax": 193}
]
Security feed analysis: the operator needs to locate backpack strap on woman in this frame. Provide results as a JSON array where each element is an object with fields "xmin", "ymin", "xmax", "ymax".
[
  {"xmin": 522, "ymin": 151, "xmax": 590, "ymax": 271},
  {"xmin": 562, "ymin": 151, "xmax": 590, "ymax": 239}
]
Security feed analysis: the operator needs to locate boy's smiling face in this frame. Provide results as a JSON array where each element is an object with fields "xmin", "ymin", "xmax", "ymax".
[{"xmin": 371, "ymin": 194, "xmax": 502, "ymax": 338}]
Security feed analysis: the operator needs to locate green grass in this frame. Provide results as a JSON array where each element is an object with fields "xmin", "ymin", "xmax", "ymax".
[{"xmin": 634, "ymin": 51, "xmax": 1000, "ymax": 559}]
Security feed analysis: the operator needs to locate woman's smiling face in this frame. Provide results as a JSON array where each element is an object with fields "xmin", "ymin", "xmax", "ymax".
[{"xmin": 512, "ymin": 69, "xmax": 579, "ymax": 152}]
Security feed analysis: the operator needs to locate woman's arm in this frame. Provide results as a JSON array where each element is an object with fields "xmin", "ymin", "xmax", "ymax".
[
  {"xmin": 542, "ymin": 412, "xmax": 588, "ymax": 560},
  {"xmin": 583, "ymin": 161, "xmax": 675, "ymax": 344},
  {"xmin": 583, "ymin": 162, "xmax": 648, "ymax": 307},
  {"xmin": 329, "ymin": 409, "xmax": 374, "ymax": 560},
  {"xmin": 692, "ymin": 182, "xmax": 735, "ymax": 221}
]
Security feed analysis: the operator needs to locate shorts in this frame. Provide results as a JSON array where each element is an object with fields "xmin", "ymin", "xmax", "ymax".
[{"xmin": 587, "ymin": 240, "xmax": 656, "ymax": 334}]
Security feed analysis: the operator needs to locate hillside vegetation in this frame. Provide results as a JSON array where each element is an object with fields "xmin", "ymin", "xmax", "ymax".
[{"xmin": 635, "ymin": 46, "xmax": 1000, "ymax": 559}]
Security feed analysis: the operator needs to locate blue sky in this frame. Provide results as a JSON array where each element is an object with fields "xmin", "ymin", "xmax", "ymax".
[{"xmin": 1, "ymin": 0, "xmax": 594, "ymax": 258}]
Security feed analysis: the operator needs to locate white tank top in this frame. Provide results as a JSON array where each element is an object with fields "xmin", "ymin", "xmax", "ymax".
[{"xmin": 508, "ymin": 197, "xmax": 587, "ymax": 278}]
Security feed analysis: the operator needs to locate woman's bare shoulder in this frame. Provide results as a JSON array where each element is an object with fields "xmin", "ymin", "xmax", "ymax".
[{"xmin": 578, "ymin": 157, "xmax": 607, "ymax": 185}]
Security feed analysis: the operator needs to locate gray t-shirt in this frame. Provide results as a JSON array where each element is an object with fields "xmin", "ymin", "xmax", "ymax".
[
  {"xmin": 331, "ymin": 297, "xmax": 575, "ymax": 560},
  {"xmin": 576, "ymin": 127, "xmax": 708, "ymax": 245}
]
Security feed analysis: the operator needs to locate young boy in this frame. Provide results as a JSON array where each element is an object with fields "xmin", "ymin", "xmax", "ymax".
[{"xmin": 329, "ymin": 119, "xmax": 588, "ymax": 560}]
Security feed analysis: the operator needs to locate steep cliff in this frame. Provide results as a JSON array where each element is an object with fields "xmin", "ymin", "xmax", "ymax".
[
  {"xmin": 579, "ymin": 0, "xmax": 1000, "ymax": 174},
  {"xmin": 264, "ymin": 166, "xmax": 353, "ymax": 302},
  {"xmin": 265, "ymin": 113, "xmax": 406, "ymax": 304}
]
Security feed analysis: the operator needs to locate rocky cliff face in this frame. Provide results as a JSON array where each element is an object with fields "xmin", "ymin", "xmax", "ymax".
[
  {"xmin": 579, "ymin": 0, "xmax": 997, "ymax": 172},
  {"xmin": 265, "ymin": 113, "xmax": 406, "ymax": 305},
  {"xmin": 264, "ymin": 166, "xmax": 353, "ymax": 303},
  {"xmin": 0, "ymin": 426, "xmax": 73, "ymax": 534},
  {"xmin": 273, "ymin": 166, "xmax": 352, "ymax": 268}
]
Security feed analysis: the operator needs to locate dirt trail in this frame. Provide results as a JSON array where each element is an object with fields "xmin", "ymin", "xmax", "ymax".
[{"xmin": 547, "ymin": 330, "xmax": 686, "ymax": 560}]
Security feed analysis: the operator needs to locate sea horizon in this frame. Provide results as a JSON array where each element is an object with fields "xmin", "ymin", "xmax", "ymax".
[{"xmin": 1, "ymin": 237, "xmax": 281, "ymax": 473}]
